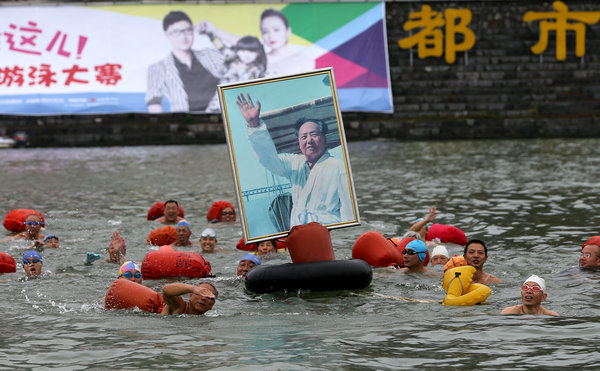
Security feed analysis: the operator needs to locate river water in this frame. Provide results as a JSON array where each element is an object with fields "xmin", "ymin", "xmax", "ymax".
[{"xmin": 1, "ymin": 138, "xmax": 599, "ymax": 369}]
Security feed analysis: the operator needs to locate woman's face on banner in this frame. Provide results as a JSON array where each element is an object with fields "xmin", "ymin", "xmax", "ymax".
[
  {"xmin": 260, "ymin": 16, "xmax": 290, "ymax": 52},
  {"xmin": 166, "ymin": 20, "xmax": 194, "ymax": 52}
]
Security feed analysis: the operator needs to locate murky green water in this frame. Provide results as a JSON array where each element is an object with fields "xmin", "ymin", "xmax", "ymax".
[{"xmin": 1, "ymin": 138, "xmax": 599, "ymax": 369}]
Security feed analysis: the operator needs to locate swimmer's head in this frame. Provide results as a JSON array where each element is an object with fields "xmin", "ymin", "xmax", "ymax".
[
  {"xmin": 405, "ymin": 240, "xmax": 427, "ymax": 262},
  {"xmin": 237, "ymin": 253, "xmax": 260, "ymax": 277},
  {"xmin": 119, "ymin": 261, "xmax": 141, "ymax": 276},
  {"xmin": 430, "ymin": 245, "xmax": 449, "ymax": 267},
  {"xmin": 23, "ymin": 250, "xmax": 43, "ymax": 266},
  {"xmin": 523, "ymin": 274, "xmax": 546, "ymax": 292},
  {"xmin": 22, "ymin": 250, "xmax": 43, "ymax": 277}
]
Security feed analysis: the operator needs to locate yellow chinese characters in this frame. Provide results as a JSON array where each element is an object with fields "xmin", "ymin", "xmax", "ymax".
[
  {"xmin": 524, "ymin": 1, "xmax": 600, "ymax": 60},
  {"xmin": 398, "ymin": 5, "xmax": 476, "ymax": 64}
]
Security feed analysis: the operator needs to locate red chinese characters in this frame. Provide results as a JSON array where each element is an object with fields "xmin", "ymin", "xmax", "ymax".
[{"xmin": 0, "ymin": 63, "xmax": 123, "ymax": 87}]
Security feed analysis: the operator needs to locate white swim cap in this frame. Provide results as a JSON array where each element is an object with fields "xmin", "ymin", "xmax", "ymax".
[
  {"xmin": 431, "ymin": 245, "xmax": 449, "ymax": 259},
  {"xmin": 524, "ymin": 274, "xmax": 546, "ymax": 292}
]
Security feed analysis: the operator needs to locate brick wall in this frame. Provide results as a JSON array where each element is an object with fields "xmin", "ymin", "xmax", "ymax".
[{"xmin": 1, "ymin": 0, "xmax": 599, "ymax": 146}]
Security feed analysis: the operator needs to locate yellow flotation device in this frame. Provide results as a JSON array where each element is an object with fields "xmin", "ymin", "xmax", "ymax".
[{"xmin": 442, "ymin": 266, "xmax": 491, "ymax": 306}]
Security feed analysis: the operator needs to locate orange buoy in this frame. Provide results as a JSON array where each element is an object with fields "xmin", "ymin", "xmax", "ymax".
[
  {"xmin": 3, "ymin": 209, "xmax": 45, "ymax": 233},
  {"xmin": 147, "ymin": 226, "xmax": 176, "ymax": 246},
  {"xmin": 443, "ymin": 255, "xmax": 467, "ymax": 272},
  {"xmin": 206, "ymin": 201, "xmax": 236, "ymax": 223},
  {"xmin": 426, "ymin": 223, "xmax": 468, "ymax": 246},
  {"xmin": 147, "ymin": 201, "xmax": 184, "ymax": 221},
  {"xmin": 141, "ymin": 247, "xmax": 212, "ymax": 279},
  {"xmin": 352, "ymin": 231, "xmax": 402, "ymax": 267},
  {"xmin": 104, "ymin": 278, "xmax": 164, "ymax": 313},
  {"xmin": 0, "ymin": 252, "xmax": 16, "ymax": 274},
  {"xmin": 286, "ymin": 222, "xmax": 335, "ymax": 263}
]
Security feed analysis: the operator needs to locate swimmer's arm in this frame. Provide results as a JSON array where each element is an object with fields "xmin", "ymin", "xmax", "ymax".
[
  {"xmin": 543, "ymin": 308, "xmax": 560, "ymax": 316},
  {"xmin": 161, "ymin": 283, "xmax": 195, "ymax": 315},
  {"xmin": 489, "ymin": 274, "xmax": 503, "ymax": 284}
]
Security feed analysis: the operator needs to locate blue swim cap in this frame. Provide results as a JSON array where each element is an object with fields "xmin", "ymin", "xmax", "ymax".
[
  {"xmin": 239, "ymin": 253, "xmax": 261, "ymax": 266},
  {"xmin": 23, "ymin": 250, "xmax": 43, "ymax": 265},
  {"xmin": 176, "ymin": 220, "xmax": 191, "ymax": 229},
  {"xmin": 405, "ymin": 240, "xmax": 427, "ymax": 262},
  {"xmin": 43, "ymin": 234, "xmax": 58, "ymax": 243}
]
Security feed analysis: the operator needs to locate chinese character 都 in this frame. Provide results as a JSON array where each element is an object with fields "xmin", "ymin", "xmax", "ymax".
[{"xmin": 398, "ymin": 5, "xmax": 476, "ymax": 64}]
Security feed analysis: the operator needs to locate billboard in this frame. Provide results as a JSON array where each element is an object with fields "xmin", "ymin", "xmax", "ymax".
[{"xmin": 0, "ymin": 3, "xmax": 392, "ymax": 115}]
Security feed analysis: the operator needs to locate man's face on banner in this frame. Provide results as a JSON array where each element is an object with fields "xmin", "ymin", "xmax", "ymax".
[
  {"xmin": 166, "ymin": 20, "xmax": 194, "ymax": 52},
  {"xmin": 298, "ymin": 121, "xmax": 326, "ymax": 165}
]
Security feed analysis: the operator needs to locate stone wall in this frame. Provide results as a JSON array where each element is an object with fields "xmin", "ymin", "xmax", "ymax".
[{"xmin": 1, "ymin": 0, "xmax": 600, "ymax": 146}]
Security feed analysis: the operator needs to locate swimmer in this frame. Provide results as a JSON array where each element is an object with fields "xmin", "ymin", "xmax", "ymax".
[
  {"xmin": 172, "ymin": 221, "xmax": 199, "ymax": 247},
  {"xmin": 22, "ymin": 250, "xmax": 43, "ymax": 277},
  {"xmin": 118, "ymin": 261, "xmax": 142, "ymax": 284},
  {"xmin": 42, "ymin": 234, "xmax": 60, "ymax": 249},
  {"xmin": 8, "ymin": 214, "xmax": 46, "ymax": 241},
  {"xmin": 199, "ymin": 228, "xmax": 219, "ymax": 253},
  {"xmin": 26, "ymin": 234, "xmax": 60, "ymax": 251},
  {"xmin": 579, "ymin": 236, "xmax": 600, "ymax": 270},
  {"xmin": 399, "ymin": 240, "xmax": 430, "ymax": 274},
  {"xmin": 154, "ymin": 200, "xmax": 184, "ymax": 225},
  {"xmin": 237, "ymin": 253, "xmax": 261, "ymax": 277},
  {"xmin": 430, "ymin": 245, "xmax": 450, "ymax": 267},
  {"xmin": 409, "ymin": 206, "xmax": 436, "ymax": 241},
  {"xmin": 257, "ymin": 239, "xmax": 277, "ymax": 255},
  {"xmin": 500, "ymin": 275, "xmax": 559, "ymax": 316},
  {"xmin": 464, "ymin": 239, "xmax": 502, "ymax": 284},
  {"xmin": 161, "ymin": 282, "xmax": 217, "ymax": 315}
]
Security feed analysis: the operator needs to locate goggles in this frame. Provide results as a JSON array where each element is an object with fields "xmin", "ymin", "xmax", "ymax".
[
  {"xmin": 221, "ymin": 211, "xmax": 234, "ymax": 216},
  {"xmin": 23, "ymin": 221, "xmax": 45, "ymax": 226},
  {"xmin": 120, "ymin": 271, "xmax": 142, "ymax": 279},
  {"xmin": 521, "ymin": 284, "xmax": 542, "ymax": 292},
  {"xmin": 24, "ymin": 258, "xmax": 42, "ymax": 265},
  {"xmin": 201, "ymin": 232, "xmax": 216, "ymax": 238},
  {"xmin": 402, "ymin": 249, "xmax": 417, "ymax": 256}
]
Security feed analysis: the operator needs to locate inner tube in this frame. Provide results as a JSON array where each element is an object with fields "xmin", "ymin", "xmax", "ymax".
[
  {"xmin": 0, "ymin": 252, "xmax": 16, "ymax": 274},
  {"xmin": 147, "ymin": 201, "xmax": 184, "ymax": 221},
  {"xmin": 442, "ymin": 266, "xmax": 491, "ymax": 306},
  {"xmin": 141, "ymin": 246, "xmax": 212, "ymax": 279},
  {"xmin": 3, "ymin": 209, "xmax": 45, "ymax": 233},
  {"xmin": 104, "ymin": 278, "xmax": 164, "ymax": 313},
  {"xmin": 245, "ymin": 259, "xmax": 372, "ymax": 294}
]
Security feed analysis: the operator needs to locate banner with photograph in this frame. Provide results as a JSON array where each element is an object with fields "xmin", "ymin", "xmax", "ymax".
[{"xmin": 0, "ymin": 2, "xmax": 392, "ymax": 115}]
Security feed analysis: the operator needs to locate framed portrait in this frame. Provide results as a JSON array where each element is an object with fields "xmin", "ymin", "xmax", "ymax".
[{"xmin": 218, "ymin": 68, "xmax": 360, "ymax": 243}]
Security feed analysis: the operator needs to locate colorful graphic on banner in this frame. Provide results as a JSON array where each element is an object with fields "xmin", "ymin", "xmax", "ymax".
[{"xmin": 0, "ymin": 3, "xmax": 392, "ymax": 115}]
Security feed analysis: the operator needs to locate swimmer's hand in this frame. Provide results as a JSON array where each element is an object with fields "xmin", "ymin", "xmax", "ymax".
[
  {"xmin": 192, "ymin": 286, "xmax": 216, "ymax": 301},
  {"xmin": 236, "ymin": 93, "xmax": 261, "ymax": 127}
]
